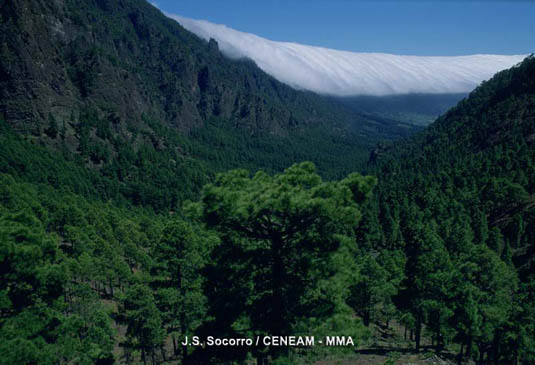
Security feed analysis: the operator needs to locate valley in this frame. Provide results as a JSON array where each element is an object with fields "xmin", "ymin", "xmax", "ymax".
[{"xmin": 0, "ymin": 1, "xmax": 534, "ymax": 364}]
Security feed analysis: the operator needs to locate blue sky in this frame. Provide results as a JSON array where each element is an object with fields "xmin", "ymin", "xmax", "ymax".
[{"xmin": 153, "ymin": 0, "xmax": 534, "ymax": 56}]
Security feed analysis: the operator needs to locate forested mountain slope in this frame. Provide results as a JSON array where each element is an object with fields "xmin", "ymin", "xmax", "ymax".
[
  {"xmin": 1, "ymin": 56, "xmax": 533, "ymax": 364},
  {"xmin": 0, "ymin": 1, "xmax": 417, "ymax": 363},
  {"xmin": 0, "ymin": 130, "xmax": 378, "ymax": 364},
  {"xmin": 370, "ymin": 54, "xmax": 535, "ymax": 275},
  {"xmin": 0, "ymin": 0, "xmax": 419, "ymax": 212},
  {"xmin": 1, "ymin": 0, "xmax": 534, "ymax": 364},
  {"xmin": 360, "ymin": 55, "xmax": 535, "ymax": 363},
  {"xmin": 0, "ymin": 0, "xmax": 337, "ymax": 133}
]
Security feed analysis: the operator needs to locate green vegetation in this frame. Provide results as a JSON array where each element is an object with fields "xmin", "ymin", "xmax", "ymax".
[
  {"xmin": 2, "ymin": 53, "xmax": 535, "ymax": 365},
  {"xmin": 1, "ymin": 0, "xmax": 534, "ymax": 363},
  {"xmin": 339, "ymin": 93, "xmax": 466, "ymax": 126},
  {"xmin": 0, "ymin": 140, "xmax": 375, "ymax": 363},
  {"xmin": 192, "ymin": 163, "xmax": 374, "ymax": 363},
  {"xmin": 0, "ymin": 0, "xmax": 418, "ymax": 199},
  {"xmin": 365, "ymin": 55, "xmax": 535, "ymax": 363}
]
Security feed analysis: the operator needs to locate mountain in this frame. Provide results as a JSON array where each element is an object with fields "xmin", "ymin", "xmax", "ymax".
[
  {"xmin": 171, "ymin": 14, "xmax": 525, "ymax": 126},
  {"xmin": 338, "ymin": 93, "xmax": 467, "ymax": 126},
  {"xmin": 170, "ymin": 14, "xmax": 526, "ymax": 97},
  {"xmin": 0, "ymin": 0, "xmax": 421, "ymax": 210},
  {"xmin": 1, "ymin": 52, "xmax": 533, "ymax": 364},
  {"xmin": 1, "ymin": 0, "xmax": 534, "ymax": 364},
  {"xmin": 361, "ymin": 55, "xmax": 535, "ymax": 361},
  {"xmin": 370, "ymin": 54, "xmax": 535, "ymax": 272},
  {"xmin": 0, "ymin": 0, "xmax": 340, "ymax": 133}
]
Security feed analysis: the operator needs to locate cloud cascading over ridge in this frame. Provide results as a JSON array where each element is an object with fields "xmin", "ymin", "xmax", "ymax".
[{"xmin": 168, "ymin": 14, "xmax": 527, "ymax": 97}]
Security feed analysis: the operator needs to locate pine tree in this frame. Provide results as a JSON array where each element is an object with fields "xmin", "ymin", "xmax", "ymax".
[
  {"xmin": 196, "ymin": 162, "xmax": 375, "ymax": 360},
  {"xmin": 122, "ymin": 284, "xmax": 165, "ymax": 365}
]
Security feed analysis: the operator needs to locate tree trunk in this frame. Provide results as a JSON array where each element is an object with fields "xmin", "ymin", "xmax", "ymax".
[
  {"xmin": 177, "ymin": 268, "xmax": 188, "ymax": 362},
  {"xmin": 492, "ymin": 329, "xmax": 501, "ymax": 363},
  {"xmin": 182, "ymin": 342, "xmax": 187, "ymax": 363},
  {"xmin": 142, "ymin": 347, "xmax": 147, "ymax": 365},
  {"xmin": 180, "ymin": 310, "xmax": 187, "ymax": 361},
  {"xmin": 363, "ymin": 310, "xmax": 370, "ymax": 327},
  {"xmin": 160, "ymin": 345, "xmax": 167, "ymax": 362},
  {"xmin": 172, "ymin": 335, "xmax": 178, "ymax": 355},
  {"xmin": 271, "ymin": 235, "xmax": 285, "ymax": 335},
  {"xmin": 415, "ymin": 310, "xmax": 422, "ymax": 352},
  {"xmin": 478, "ymin": 346, "xmax": 484, "ymax": 364},
  {"xmin": 256, "ymin": 355, "xmax": 264, "ymax": 365},
  {"xmin": 126, "ymin": 348, "xmax": 132, "ymax": 365},
  {"xmin": 466, "ymin": 329, "xmax": 473, "ymax": 359},
  {"xmin": 435, "ymin": 317, "xmax": 443, "ymax": 352}
]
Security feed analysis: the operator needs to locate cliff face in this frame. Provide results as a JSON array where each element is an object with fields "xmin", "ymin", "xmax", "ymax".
[
  {"xmin": 0, "ymin": 0, "xmax": 345, "ymax": 137},
  {"xmin": 0, "ymin": 0, "xmax": 424, "ymax": 206}
]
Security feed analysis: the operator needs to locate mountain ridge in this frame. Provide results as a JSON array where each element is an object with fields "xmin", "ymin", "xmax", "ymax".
[
  {"xmin": 1, "ymin": 1, "xmax": 535, "ymax": 364},
  {"xmin": 0, "ymin": 0, "xmax": 421, "ymax": 210},
  {"xmin": 170, "ymin": 13, "xmax": 526, "ymax": 96},
  {"xmin": 0, "ymin": 0, "xmax": 355, "ymax": 135},
  {"xmin": 369, "ymin": 55, "xmax": 535, "ymax": 275}
]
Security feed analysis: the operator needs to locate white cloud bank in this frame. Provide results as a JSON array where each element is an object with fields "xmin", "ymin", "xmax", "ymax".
[{"xmin": 168, "ymin": 14, "xmax": 527, "ymax": 96}]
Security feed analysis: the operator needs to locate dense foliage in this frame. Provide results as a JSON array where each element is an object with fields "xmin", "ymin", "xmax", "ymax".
[
  {"xmin": 365, "ymin": 55, "xmax": 535, "ymax": 363},
  {"xmin": 0, "ymin": 0, "xmax": 419, "ymax": 210},
  {"xmin": 1, "ymin": 0, "xmax": 534, "ymax": 363},
  {"xmin": 0, "ymin": 144, "xmax": 376, "ymax": 363}
]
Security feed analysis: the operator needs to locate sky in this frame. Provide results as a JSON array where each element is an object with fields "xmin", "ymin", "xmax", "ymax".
[
  {"xmin": 170, "ymin": 14, "xmax": 525, "ymax": 96},
  {"xmin": 152, "ymin": 0, "xmax": 534, "ymax": 56}
]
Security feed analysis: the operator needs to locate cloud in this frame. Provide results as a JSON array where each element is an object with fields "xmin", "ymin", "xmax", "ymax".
[{"xmin": 168, "ymin": 14, "xmax": 527, "ymax": 96}]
